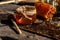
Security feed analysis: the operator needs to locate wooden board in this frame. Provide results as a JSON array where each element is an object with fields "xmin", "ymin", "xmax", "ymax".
[{"xmin": 18, "ymin": 20, "xmax": 60, "ymax": 40}]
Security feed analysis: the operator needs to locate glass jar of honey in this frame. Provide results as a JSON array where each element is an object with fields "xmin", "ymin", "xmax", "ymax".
[
  {"xmin": 35, "ymin": 0, "xmax": 56, "ymax": 20},
  {"xmin": 15, "ymin": 6, "xmax": 36, "ymax": 24}
]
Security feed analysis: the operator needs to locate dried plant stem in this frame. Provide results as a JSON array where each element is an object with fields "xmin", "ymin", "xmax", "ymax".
[
  {"xmin": 0, "ymin": 1, "xmax": 15, "ymax": 5},
  {"xmin": 11, "ymin": 19, "xmax": 22, "ymax": 34}
]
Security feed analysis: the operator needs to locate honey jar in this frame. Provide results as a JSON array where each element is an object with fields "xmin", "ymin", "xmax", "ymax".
[
  {"xmin": 35, "ymin": 0, "xmax": 56, "ymax": 19},
  {"xmin": 15, "ymin": 6, "xmax": 36, "ymax": 24}
]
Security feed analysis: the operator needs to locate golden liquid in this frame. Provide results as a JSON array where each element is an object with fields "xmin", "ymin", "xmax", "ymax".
[{"xmin": 35, "ymin": 2, "xmax": 56, "ymax": 19}]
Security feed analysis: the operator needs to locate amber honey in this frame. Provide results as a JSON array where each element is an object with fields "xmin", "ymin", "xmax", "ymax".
[
  {"xmin": 35, "ymin": 2, "xmax": 56, "ymax": 19},
  {"xmin": 15, "ymin": 6, "xmax": 36, "ymax": 24}
]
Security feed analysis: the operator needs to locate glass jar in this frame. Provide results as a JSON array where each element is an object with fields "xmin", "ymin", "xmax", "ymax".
[
  {"xmin": 15, "ymin": 6, "xmax": 36, "ymax": 24},
  {"xmin": 35, "ymin": 0, "xmax": 56, "ymax": 19}
]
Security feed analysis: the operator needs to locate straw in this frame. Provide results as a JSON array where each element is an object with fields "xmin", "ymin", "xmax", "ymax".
[
  {"xmin": 41, "ymin": 0, "xmax": 45, "ymax": 3},
  {"xmin": 35, "ymin": 0, "xmax": 45, "ymax": 3},
  {"xmin": 11, "ymin": 19, "xmax": 22, "ymax": 34},
  {"xmin": 35, "ymin": 0, "xmax": 39, "ymax": 2},
  {"xmin": 47, "ymin": 0, "xmax": 49, "ymax": 3},
  {"xmin": 52, "ymin": 0, "xmax": 55, "ymax": 7},
  {"xmin": 0, "ymin": 1, "xmax": 15, "ymax": 5}
]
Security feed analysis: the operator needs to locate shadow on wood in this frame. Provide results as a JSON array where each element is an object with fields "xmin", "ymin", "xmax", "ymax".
[{"xmin": 0, "ymin": 36, "xmax": 18, "ymax": 40}]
